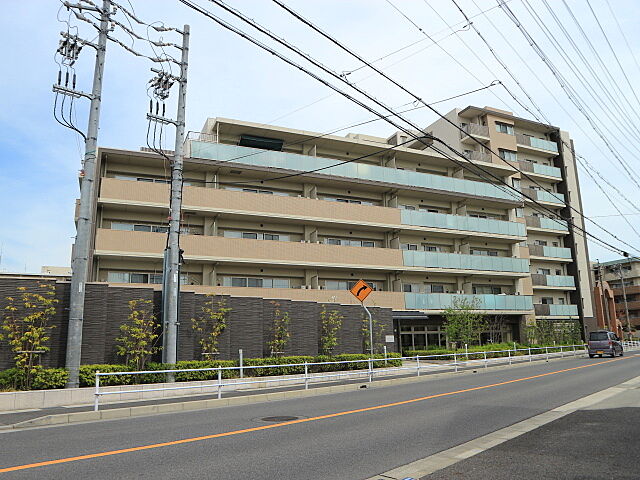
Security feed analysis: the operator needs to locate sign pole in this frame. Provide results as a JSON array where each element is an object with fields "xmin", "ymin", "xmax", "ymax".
[
  {"xmin": 363, "ymin": 303, "xmax": 374, "ymax": 358},
  {"xmin": 349, "ymin": 279, "xmax": 375, "ymax": 358}
]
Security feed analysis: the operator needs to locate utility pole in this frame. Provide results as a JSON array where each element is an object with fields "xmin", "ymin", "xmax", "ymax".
[
  {"xmin": 597, "ymin": 262, "xmax": 611, "ymax": 331},
  {"xmin": 162, "ymin": 25, "xmax": 190, "ymax": 370},
  {"xmin": 617, "ymin": 263, "xmax": 632, "ymax": 340},
  {"xmin": 65, "ymin": 0, "xmax": 111, "ymax": 388}
]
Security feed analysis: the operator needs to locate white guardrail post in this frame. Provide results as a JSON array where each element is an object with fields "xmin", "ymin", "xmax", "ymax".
[
  {"xmin": 560, "ymin": 345, "xmax": 563, "ymax": 358},
  {"xmin": 239, "ymin": 348, "xmax": 243, "ymax": 378},
  {"xmin": 573, "ymin": 344, "xmax": 576, "ymax": 356},
  {"xmin": 508, "ymin": 349, "xmax": 511, "ymax": 365},
  {"xmin": 94, "ymin": 370, "xmax": 100, "ymax": 412},
  {"xmin": 217, "ymin": 367, "xmax": 222, "ymax": 399},
  {"xmin": 416, "ymin": 355, "xmax": 420, "ymax": 376},
  {"xmin": 546, "ymin": 346, "xmax": 549, "ymax": 361},
  {"xmin": 454, "ymin": 353, "xmax": 458, "ymax": 373},
  {"xmin": 484, "ymin": 351, "xmax": 487, "ymax": 368},
  {"xmin": 528, "ymin": 347, "xmax": 532, "ymax": 362},
  {"xmin": 368, "ymin": 358, "xmax": 373, "ymax": 383},
  {"xmin": 304, "ymin": 361, "xmax": 309, "ymax": 390}
]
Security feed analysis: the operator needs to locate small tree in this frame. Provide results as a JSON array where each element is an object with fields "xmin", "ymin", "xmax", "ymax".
[
  {"xmin": 319, "ymin": 306, "xmax": 343, "ymax": 356},
  {"xmin": 267, "ymin": 301, "xmax": 290, "ymax": 357},
  {"xmin": 443, "ymin": 297, "xmax": 488, "ymax": 348},
  {"xmin": 362, "ymin": 313, "xmax": 385, "ymax": 355},
  {"xmin": 486, "ymin": 313, "xmax": 507, "ymax": 344},
  {"xmin": 191, "ymin": 296, "xmax": 231, "ymax": 359},
  {"xmin": 1, "ymin": 284, "xmax": 58, "ymax": 390},
  {"xmin": 116, "ymin": 299, "xmax": 161, "ymax": 370}
]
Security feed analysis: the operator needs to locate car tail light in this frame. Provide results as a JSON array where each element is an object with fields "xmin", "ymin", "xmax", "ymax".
[{"xmin": 608, "ymin": 341, "xmax": 613, "ymax": 346}]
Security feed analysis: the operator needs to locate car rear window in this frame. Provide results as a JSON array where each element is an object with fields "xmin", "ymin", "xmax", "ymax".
[{"xmin": 590, "ymin": 332, "xmax": 608, "ymax": 341}]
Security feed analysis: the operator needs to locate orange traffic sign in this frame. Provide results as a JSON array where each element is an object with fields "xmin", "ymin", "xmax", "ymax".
[{"xmin": 350, "ymin": 279, "xmax": 373, "ymax": 303}]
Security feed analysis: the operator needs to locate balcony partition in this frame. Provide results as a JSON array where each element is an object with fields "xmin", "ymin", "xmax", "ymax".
[
  {"xmin": 516, "ymin": 134, "xmax": 559, "ymax": 153},
  {"xmin": 531, "ymin": 274, "xmax": 575, "ymax": 287},
  {"xmin": 534, "ymin": 304, "xmax": 579, "ymax": 316}
]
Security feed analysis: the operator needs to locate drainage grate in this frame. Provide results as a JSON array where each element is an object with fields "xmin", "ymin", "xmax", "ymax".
[{"xmin": 260, "ymin": 416, "xmax": 300, "ymax": 422}]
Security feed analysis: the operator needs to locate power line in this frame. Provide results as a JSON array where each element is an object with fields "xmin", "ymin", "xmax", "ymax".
[
  {"xmin": 177, "ymin": 0, "xmax": 638, "ymax": 257},
  {"xmin": 266, "ymin": 0, "xmax": 640, "ymax": 255},
  {"xmin": 498, "ymin": 0, "xmax": 640, "ymax": 191}
]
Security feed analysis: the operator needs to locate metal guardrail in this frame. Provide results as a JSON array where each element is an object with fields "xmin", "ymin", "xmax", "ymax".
[{"xmin": 91, "ymin": 343, "xmax": 623, "ymax": 411}]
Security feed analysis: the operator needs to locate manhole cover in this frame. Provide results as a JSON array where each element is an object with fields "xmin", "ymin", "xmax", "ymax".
[{"xmin": 260, "ymin": 416, "xmax": 300, "ymax": 422}]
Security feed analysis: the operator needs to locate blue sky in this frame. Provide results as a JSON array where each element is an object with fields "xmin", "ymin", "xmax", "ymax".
[{"xmin": 1, "ymin": 0, "xmax": 639, "ymax": 272}]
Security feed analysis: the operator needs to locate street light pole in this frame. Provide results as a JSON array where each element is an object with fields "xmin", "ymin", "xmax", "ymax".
[{"xmin": 618, "ymin": 263, "xmax": 632, "ymax": 340}]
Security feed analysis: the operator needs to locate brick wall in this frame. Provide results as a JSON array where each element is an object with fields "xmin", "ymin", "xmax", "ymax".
[{"xmin": 0, "ymin": 278, "xmax": 395, "ymax": 369}]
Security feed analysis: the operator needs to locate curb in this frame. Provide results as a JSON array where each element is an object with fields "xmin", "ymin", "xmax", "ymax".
[{"xmin": 2, "ymin": 353, "xmax": 583, "ymax": 430}]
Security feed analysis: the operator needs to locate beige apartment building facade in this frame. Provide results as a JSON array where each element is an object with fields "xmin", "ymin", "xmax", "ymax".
[{"xmin": 83, "ymin": 105, "xmax": 594, "ymax": 350}]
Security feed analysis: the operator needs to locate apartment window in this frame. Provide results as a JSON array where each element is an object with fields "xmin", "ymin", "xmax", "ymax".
[
  {"xmin": 423, "ymin": 245, "xmax": 439, "ymax": 252},
  {"xmin": 552, "ymin": 241, "xmax": 559, "ymax": 247},
  {"xmin": 516, "ymin": 207, "xmax": 524, "ymax": 218},
  {"xmin": 401, "ymin": 243, "xmax": 418, "ymax": 251},
  {"xmin": 556, "ymin": 269, "xmax": 562, "ymax": 275},
  {"xmin": 108, "ymin": 271, "xmax": 189, "ymax": 285},
  {"xmin": 538, "ymin": 268, "xmax": 551, "ymax": 275},
  {"xmin": 224, "ymin": 230, "xmax": 290, "ymax": 242},
  {"xmin": 473, "ymin": 285, "xmax": 502, "ymax": 295},
  {"xmin": 401, "ymin": 205, "xmax": 416, "ymax": 211},
  {"xmin": 111, "ymin": 222, "xmax": 170, "ymax": 234},
  {"xmin": 557, "ymin": 298, "xmax": 565, "ymax": 305},
  {"xmin": 512, "ymin": 178, "xmax": 521, "ymax": 191},
  {"xmin": 471, "ymin": 249, "xmax": 498, "ymax": 256},
  {"xmin": 403, "ymin": 283, "xmax": 421, "ymax": 293},
  {"xmin": 325, "ymin": 238, "xmax": 376, "ymax": 248},
  {"xmin": 326, "ymin": 238, "xmax": 341, "ymax": 246},
  {"xmin": 541, "ymin": 297, "xmax": 554, "ymax": 304},
  {"xmin": 322, "ymin": 195, "xmax": 377, "ymax": 205},
  {"xmin": 498, "ymin": 149, "xmax": 517, "ymax": 162},
  {"xmin": 495, "ymin": 122, "xmax": 514, "ymax": 135},
  {"xmin": 325, "ymin": 280, "xmax": 378, "ymax": 291},
  {"xmin": 223, "ymin": 277, "xmax": 290, "ymax": 289},
  {"xmin": 242, "ymin": 232, "xmax": 258, "ymax": 240},
  {"xmin": 426, "ymin": 284, "xmax": 445, "ymax": 293},
  {"xmin": 535, "ymin": 240, "xmax": 548, "ymax": 246},
  {"xmin": 419, "ymin": 206, "xmax": 440, "ymax": 213}
]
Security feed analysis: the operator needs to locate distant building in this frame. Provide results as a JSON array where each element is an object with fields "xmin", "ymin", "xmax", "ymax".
[
  {"xmin": 41, "ymin": 266, "xmax": 72, "ymax": 277},
  {"xmin": 597, "ymin": 257, "xmax": 640, "ymax": 336}
]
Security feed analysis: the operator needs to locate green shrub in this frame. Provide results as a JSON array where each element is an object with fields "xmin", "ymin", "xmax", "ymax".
[{"xmin": 0, "ymin": 352, "xmax": 404, "ymax": 390}]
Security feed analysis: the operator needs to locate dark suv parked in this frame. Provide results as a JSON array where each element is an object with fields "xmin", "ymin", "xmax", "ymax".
[{"xmin": 587, "ymin": 331, "xmax": 623, "ymax": 358}]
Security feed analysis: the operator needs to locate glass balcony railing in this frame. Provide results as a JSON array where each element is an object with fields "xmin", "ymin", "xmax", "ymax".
[
  {"xmin": 539, "ymin": 217, "xmax": 569, "ymax": 231},
  {"xmin": 405, "ymin": 293, "xmax": 533, "ymax": 311},
  {"xmin": 402, "ymin": 251, "xmax": 530, "ymax": 273},
  {"xmin": 188, "ymin": 141, "xmax": 522, "ymax": 202},
  {"xmin": 532, "ymin": 163, "xmax": 562, "ymax": 178},
  {"xmin": 535, "ymin": 190, "xmax": 565, "ymax": 205},
  {"xmin": 535, "ymin": 304, "xmax": 579, "ymax": 316},
  {"xmin": 533, "ymin": 275, "xmax": 576, "ymax": 287},
  {"xmin": 528, "ymin": 245, "xmax": 572, "ymax": 258},
  {"xmin": 516, "ymin": 134, "xmax": 559, "ymax": 153},
  {"xmin": 400, "ymin": 210, "xmax": 526, "ymax": 237}
]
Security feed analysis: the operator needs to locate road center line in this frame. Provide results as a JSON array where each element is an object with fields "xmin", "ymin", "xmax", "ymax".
[{"xmin": 0, "ymin": 356, "xmax": 631, "ymax": 474}]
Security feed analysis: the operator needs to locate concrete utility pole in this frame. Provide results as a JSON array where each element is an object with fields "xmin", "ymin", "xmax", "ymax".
[
  {"xmin": 66, "ymin": 0, "xmax": 111, "ymax": 388},
  {"xmin": 617, "ymin": 263, "xmax": 632, "ymax": 340},
  {"xmin": 163, "ymin": 25, "xmax": 190, "ymax": 369}
]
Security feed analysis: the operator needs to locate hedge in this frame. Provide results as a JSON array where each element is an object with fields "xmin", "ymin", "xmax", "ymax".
[
  {"xmin": 0, "ymin": 353, "xmax": 402, "ymax": 391},
  {"xmin": 404, "ymin": 343, "xmax": 582, "ymax": 360}
]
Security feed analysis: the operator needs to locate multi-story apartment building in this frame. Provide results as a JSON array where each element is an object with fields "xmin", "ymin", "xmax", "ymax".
[
  {"xmin": 83, "ymin": 105, "xmax": 594, "ymax": 351},
  {"xmin": 598, "ymin": 257, "xmax": 640, "ymax": 333},
  {"xmin": 428, "ymin": 106, "xmax": 594, "ymax": 332}
]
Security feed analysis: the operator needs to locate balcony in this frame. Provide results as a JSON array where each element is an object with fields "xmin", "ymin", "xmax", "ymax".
[
  {"xmin": 521, "ymin": 187, "xmax": 565, "ymax": 206},
  {"xmin": 402, "ymin": 251, "xmax": 529, "ymax": 274},
  {"xmin": 188, "ymin": 141, "xmax": 521, "ymax": 203},
  {"xmin": 518, "ymin": 161, "xmax": 562, "ymax": 179},
  {"xmin": 525, "ymin": 216, "xmax": 569, "ymax": 232},
  {"xmin": 94, "ymin": 229, "xmax": 404, "ymax": 270},
  {"xmin": 515, "ymin": 134, "xmax": 559, "ymax": 155},
  {"xmin": 463, "ymin": 150, "xmax": 492, "ymax": 163},
  {"xmin": 100, "ymin": 178, "xmax": 523, "ymax": 240},
  {"xmin": 459, "ymin": 123, "xmax": 490, "ymax": 142},
  {"xmin": 527, "ymin": 244, "xmax": 572, "ymax": 260},
  {"xmin": 531, "ymin": 274, "xmax": 576, "ymax": 288},
  {"xmin": 534, "ymin": 304, "xmax": 579, "ymax": 317},
  {"xmin": 401, "ymin": 210, "xmax": 526, "ymax": 238},
  {"xmin": 405, "ymin": 293, "xmax": 533, "ymax": 312}
]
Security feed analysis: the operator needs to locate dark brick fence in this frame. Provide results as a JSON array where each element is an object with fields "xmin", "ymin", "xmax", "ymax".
[{"xmin": 0, "ymin": 278, "xmax": 395, "ymax": 369}]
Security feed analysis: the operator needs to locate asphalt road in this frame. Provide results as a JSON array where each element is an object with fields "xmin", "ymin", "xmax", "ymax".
[
  {"xmin": 1, "ymin": 354, "xmax": 638, "ymax": 479},
  {"xmin": 425, "ymin": 407, "xmax": 640, "ymax": 480}
]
